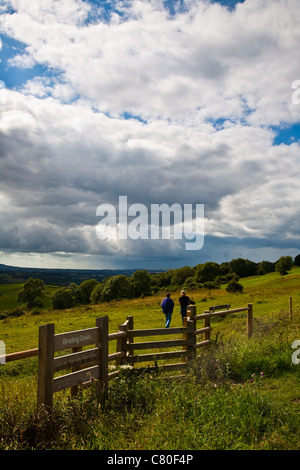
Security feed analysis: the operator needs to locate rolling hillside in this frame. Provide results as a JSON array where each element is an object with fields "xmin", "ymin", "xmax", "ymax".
[{"xmin": 0, "ymin": 266, "xmax": 299, "ymax": 450}]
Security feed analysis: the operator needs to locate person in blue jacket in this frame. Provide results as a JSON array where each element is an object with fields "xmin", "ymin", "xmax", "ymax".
[{"xmin": 161, "ymin": 292, "xmax": 174, "ymax": 328}]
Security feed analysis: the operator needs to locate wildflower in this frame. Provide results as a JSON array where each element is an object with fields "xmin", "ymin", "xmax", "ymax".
[
  {"xmin": 260, "ymin": 371, "xmax": 264, "ymax": 377},
  {"xmin": 251, "ymin": 373, "xmax": 255, "ymax": 378}
]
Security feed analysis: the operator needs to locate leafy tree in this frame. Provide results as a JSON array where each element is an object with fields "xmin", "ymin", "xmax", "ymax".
[
  {"xmin": 68, "ymin": 282, "xmax": 81, "ymax": 303},
  {"xmin": 219, "ymin": 262, "xmax": 230, "ymax": 275},
  {"xmin": 130, "ymin": 270, "xmax": 152, "ymax": 297},
  {"xmin": 77, "ymin": 279, "xmax": 99, "ymax": 304},
  {"xmin": 294, "ymin": 254, "xmax": 300, "ymax": 266},
  {"xmin": 229, "ymin": 258, "xmax": 257, "ymax": 278},
  {"xmin": 275, "ymin": 256, "xmax": 293, "ymax": 275},
  {"xmin": 195, "ymin": 262, "xmax": 220, "ymax": 284},
  {"xmin": 17, "ymin": 278, "xmax": 45, "ymax": 309},
  {"xmin": 101, "ymin": 275, "xmax": 133, "ymax": 302},
  {"xmin": 152, "ymin": 270, "xmax": 174, "ymax": 289},
  {"xmin": 257, "ymin": 260, "xmax": 275, "ymax": 275},
  {"xmin": 183, "ymin": 276, "xmax": 199, "ymax": 289},
  {"xmin": 52, "ymin": 288, "xmax": 76, "ymax": 310},
  {"xmin": 171, "ymin": 266, "xmax": 195, "ymax": 286},
  {"xmin": 90, "ymin": 282, "xmax": 104, "ymax": 304}
]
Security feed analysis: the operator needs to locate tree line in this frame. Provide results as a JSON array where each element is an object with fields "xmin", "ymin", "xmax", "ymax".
[{"xmin": 15, "ymin": 255, "xmax": 299, "ymax": 311}]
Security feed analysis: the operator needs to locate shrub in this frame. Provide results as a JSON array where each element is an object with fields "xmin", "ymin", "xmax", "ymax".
[
  {"xmin": 216, "ymin": 272, "xmax": 239, "ymax": 284},
  {"xmin": 225, "ymin": 280, "xmax": 243, "ymax": 293},
  {"xmin": 0, "ymin": 307, "xmax": 26, "ymax": 320},
  {"xmin": 203, "ymin": 281, "xmax": 220, "ymax": 289},
  {"xmin": 51, "ymin": 288, "xmax": 76, "ymax": 310}
]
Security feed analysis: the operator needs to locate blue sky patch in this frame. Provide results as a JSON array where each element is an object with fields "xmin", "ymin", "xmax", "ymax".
[{"xmin": 272, "ymin": 124, "xmax": 300, "ymax": 146}]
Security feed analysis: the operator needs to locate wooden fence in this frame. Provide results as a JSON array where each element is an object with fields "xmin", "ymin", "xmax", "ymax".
[{"xmin": 1, "ymin": 304, "xmax": 253, "ymax": 412}]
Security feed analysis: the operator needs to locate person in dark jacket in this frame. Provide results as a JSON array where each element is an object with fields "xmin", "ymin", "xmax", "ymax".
[
  {"xmin": 161, "ymin": 292, "xmax": 174, "ymax": 328},
  {"xmin": 178, "ymin": 290, "xmax": 194, "ymax": 323}
]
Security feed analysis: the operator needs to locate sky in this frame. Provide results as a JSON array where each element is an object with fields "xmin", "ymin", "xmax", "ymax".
[{"xmin": 0, "ymin": 0, "xmax": 300, "ymax": 271}]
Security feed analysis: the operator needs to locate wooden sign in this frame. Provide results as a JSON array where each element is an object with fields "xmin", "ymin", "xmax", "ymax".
[{"xmin": 54, "ymin": 327, "xmax": 99, "ymax": 352}]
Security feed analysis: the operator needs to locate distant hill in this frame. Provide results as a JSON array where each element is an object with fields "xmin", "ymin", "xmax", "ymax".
[{"xmin": 0, "ymin": 263, "xmax": 163, "ymax": 287}]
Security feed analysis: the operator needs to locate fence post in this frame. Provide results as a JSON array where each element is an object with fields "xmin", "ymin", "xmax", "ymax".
[
  {"xmin": 37, "ymin": 323, "xmax": 55, "ymax": 412},
  {"xmin": 247, "ymin": 303, "xmax": 253, "ymax": 338},
  {"xmin": 204, "ymin": 314, "xmax": 211, "ymax": 343},
  {"xmin": 203, "ymin": 310, "xmax": 211, "ymax": 343},
  {"xmin": 187, "ymin": 305, "xmax": 196, "ymax": 356},
  {"xmin": 118, "ymin": 320, "xmax": 129, "ymax": 365},
  {"xmin": 183, "ymin": 316, "xmax": 188, "ymax": 366},
  {"xmin": 96, "ymin": 316, "xmax": 108, "ymax": 404},
  {"xmin": 187, "ymin": 319, "xmax": 195, "ymax": 361},
  {"xmin": 183, "ymin": 318, "xmax": 195, "ymax": 370},
  {"xmin": 116, "ymin": 323, "xmax": 122, "ymax": 366},
  {"xmin": 127, "ymin": 316, "xmax": 134, "ymax": 366},
  {"xmin": 187, "ymin": 305, "xmax": 196, "ymax": 326}
]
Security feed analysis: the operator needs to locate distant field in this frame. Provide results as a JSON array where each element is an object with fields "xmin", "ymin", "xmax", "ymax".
[
  {"xmin": 0, "ymin": 283, "xmax": 60, "ymax": 312},
  {"xmin": 239, "ymin": 266, "xmax": 300, "ymax": 288}
]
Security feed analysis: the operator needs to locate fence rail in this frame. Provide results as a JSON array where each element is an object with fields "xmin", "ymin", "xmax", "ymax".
[
  {"xmin": 3, "ymin": 348, "xmax": 39, "ymax": 363},
  {"xmin": 0, "ymin": 303, "xmax": 254, "ymax": 412}
]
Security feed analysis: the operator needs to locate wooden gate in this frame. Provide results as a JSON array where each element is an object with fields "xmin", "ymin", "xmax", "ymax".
[
  {"xmin": 37, "ymin": 316, "xmax": 108, "ymax": 411},
  {"xmin": 35, "ymin": 303, "xmax": 253, "ymax": 412}
]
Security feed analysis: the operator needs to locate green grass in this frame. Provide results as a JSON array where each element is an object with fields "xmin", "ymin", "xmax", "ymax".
[
  {"xmin": 0, "ymin": 268, "xmax": 300, "ymax": 449},
  {"xmin": 0, "ymin": 283, "xmax": 59, "ymax": 312}
]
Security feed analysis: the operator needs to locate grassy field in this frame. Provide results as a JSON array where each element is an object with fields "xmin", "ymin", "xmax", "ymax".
[
  {"xmin": 0, "ymin": 268, "xmax": 300, "ymax": 450},
  {"xmin": 0, "ymin": 283, "xmax": 59, "ymax": 312}
]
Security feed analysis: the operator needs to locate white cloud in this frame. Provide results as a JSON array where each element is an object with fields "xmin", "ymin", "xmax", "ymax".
[
  {"xmin": 0, "ymin": 0, "xmax": 300, "ymax": 267},
  {"xmin": 1, "ymin": 0, "xmax": 299, "ymax": 123}
]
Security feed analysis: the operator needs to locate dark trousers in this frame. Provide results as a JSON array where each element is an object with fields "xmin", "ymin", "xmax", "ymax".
[{"xmin": 180, "ymin": 307, "xmax": 187, "ymax": 324}]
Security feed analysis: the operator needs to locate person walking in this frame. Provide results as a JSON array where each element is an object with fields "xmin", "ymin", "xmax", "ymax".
[
  {"xmin": 161, "ymin": 292, "xmax": 174, "ymax": 328},
  {"xmin": 178, "ymin": 290, "xmax": 194, "ymax": 324}
]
